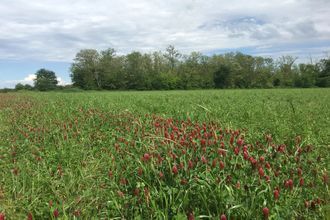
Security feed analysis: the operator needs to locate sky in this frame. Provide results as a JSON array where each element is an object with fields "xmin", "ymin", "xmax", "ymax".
[{"xmin": 1, "ymin": 0, "xmax": 330, "ymax": 88}]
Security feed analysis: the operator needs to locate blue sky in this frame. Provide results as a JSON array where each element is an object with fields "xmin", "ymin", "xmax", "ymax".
[
  {"xmin": 0, "ymin": 60, "xmax": 71, "ymax": 88},
  {"xmin": 1, "ymin": 0, "xmax": 330, "ymax": 88}
]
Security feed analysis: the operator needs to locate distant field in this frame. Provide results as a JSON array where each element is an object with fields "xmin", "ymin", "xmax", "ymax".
[{"xmin": 0, "ymin": 89, "xmax": 329, "ymax": 219}]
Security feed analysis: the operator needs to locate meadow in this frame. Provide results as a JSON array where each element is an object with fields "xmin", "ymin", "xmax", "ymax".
[{"xmin": 0, "ymin": 88, "xmax": 329, "ymax": 219}]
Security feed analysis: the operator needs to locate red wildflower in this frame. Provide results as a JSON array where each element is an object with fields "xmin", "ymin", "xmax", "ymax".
[
  {"xmin": 259, "ymin": 156, "xmax": 265, "ymax": 163},
  {"xmin": 187, "ymin": 212, "xmax": 195, "ymax": 220},
  {"xmin": 277, "ymin": 144, "xmax": 285, "ymax": 153},
  {"xmin": 27, "ymin": 212, "xmax": 33, "ymax": 220},
  {"xmin": 243, "ymin": 151, "xmax": 249, "ymax": 160},
  {"xmin": 172, "ymin": 165, "xmax": 178, "ymax": 175},
  {"xmin": 265, "ymin": 162, "xmax": 271, "ymax": 169},
  {"xmin": 243, "ymin": 145, "xmax": 248, "ymax": 152},
  {"xmin": 220, "ymin": 214, "xmax": 227, "ymax": 220},
  {"xmin": 0, "ymin": 213, "xmax": 5, "ymax": 220},
  {"xmin": 237, "ymin": 138, "xmax": 244, "ymax": 146},
  {"xmin": 53, "ymin": 209, "xmax": 59, "ymax": 218},
  {"xmin": 274, "ymin": 189, "xmax": 279, "ymax": 200},
  {"xmin": 249, "ymin": 157, "xmax": 257, "ymax": 167},
  {"xmin": 265, "ymin": 175, "xmax": 270, "ymax": 182},
  {"xmin": 188, "ymin": 160, "xmax": 193, "ymax": 169},
  {"xmin": 299, "ymin": 178, "xmax": 304, "ymax": 186},
  {"xmin": 234, "ymin": 147, "xmax": 239, "ymax": 155},
  {"xmin": 159, "ymin": 171, "xmax": 164, "ymax": 178},
  {"xmin": 219, "ymin": 161, "xmax": 225, "ymax": 170},
  {"xmin": 259, "ymin": 167, "xmax": 265, "ymax": 177},
  {"xmin": 288, "ymin": 179, "xmax": 293, "ymax": 189},
  {"xmin": 262, "ymin": 207, "xmax": 269, "ymax": 219},
  {"xmin": 285, "ymin": 179, "xmax": 293, "ymax": 190},
  {"xmin": 200, "ymin": 139, "xmax": 206, "ymax": 147},
  {"xmin": 230, "ymin": 135, "xmax": 234, "ymax": 145},
  {"xmin": 142, "ymin": 153, "xmax": 151, "ymax": 162},
  {"xmin": 201, "ymin": 155, "xmax": 207, "ymax": 164}
]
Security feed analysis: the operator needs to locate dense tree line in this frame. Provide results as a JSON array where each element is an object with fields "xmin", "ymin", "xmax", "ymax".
[
  {"xmin": 6, "ymin": 46, "xmax": 329, "ymax": 93},
  {"xmin": 71, "ymin": 46, "xmax": 330, "ymax": 90}
]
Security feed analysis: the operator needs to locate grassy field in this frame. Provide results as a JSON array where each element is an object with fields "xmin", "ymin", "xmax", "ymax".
[{"xmin": 0, "ymin": 89, "xmax": 329, "ymax": 219}]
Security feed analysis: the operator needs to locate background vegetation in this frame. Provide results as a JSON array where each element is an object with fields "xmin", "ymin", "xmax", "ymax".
[
  {"xmin": 3, "ymin": 46, "xmax": 330, "ymax": 92},
  {"xmin": 70, "ymin": 46, "xmax": 330, "ymax": 90}
]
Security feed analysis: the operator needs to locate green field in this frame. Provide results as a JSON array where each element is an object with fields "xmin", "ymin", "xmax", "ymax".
[{"xmin": 0, "ymin": 89, "xmax": 329, "ymax": 219}]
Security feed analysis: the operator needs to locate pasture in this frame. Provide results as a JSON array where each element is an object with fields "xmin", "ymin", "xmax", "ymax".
[{"xmin": 0, "ymin": 89, "xmax": 329, "ymax": 219}]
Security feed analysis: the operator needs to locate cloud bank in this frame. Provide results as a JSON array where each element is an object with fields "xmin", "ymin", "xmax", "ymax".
[{"xmin": 0, "ymin": 0, "xmax": 329, "ymax": 62}]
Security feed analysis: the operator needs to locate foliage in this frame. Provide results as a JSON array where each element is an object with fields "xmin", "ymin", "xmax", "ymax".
[
  {"xmin": 70, "ymin": 46, "xmax": 330, "ymax": 90},
  {"xmin": 34, "ymin": 68, "xmax": 58, "ymax": 91},
  {"xmin": 15, "ymin": 83, "xmax": 33, "ymax": 91},
  {"xmin": 316, "ymin": 58, "xmax": 330, "ymax": 87},
  {"xmin": 0, "ymin": 89, "xmax": 329, "ymax": 219}
]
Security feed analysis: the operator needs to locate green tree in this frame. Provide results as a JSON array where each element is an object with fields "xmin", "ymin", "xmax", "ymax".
[
  {"xmin": 276, "ymin": 56, "xmax": 298, "ymax": 87},
  {"xmin": 213, "ymin": 64, "xmax": 232, "ymax": 88},
  {"xmin": 253, "ymin": 57, "xmax": 274, "ymax": 88},
  {"xmin": 179, "ymin": 52, "xmax": 212, "ymax": 89},
  {"xmin": 316, "ymin": 58, "xmax": 330, "ymax": 87},
  {"xmin": 164, "ymin": 45, "xmax": 181, "ymax": 71},
  {"xmin": 71, "ymin": 49, "xmax": 101, "ymax": 89},
  {"xmin": 23, "ymin": 84, "xmax": 33, "ymax": 90},
  {"xmin": 15, "ymin": 83, "xmax": 25, "ymax": 90},
  {"xmin": 150, "ymin": 51, "xmax": 167, "ymax": 89},
  {"xmin": 295, "ymin": 63, "xmax": 318, "ymax": 87},
  {"xmin": 34, "ymin": 69, "xmax": 58, "ymax": 91},
  {"xmin": 98, "ymin": 48, "xmax": 120, "ymax": 89},
  {"xmin": 124, "ymin": 51, "xmax": 152, "ymax": 90}
]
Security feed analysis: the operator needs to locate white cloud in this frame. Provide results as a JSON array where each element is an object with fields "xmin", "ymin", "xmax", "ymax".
[
  {"xmin": 1, "ymin": 74, "xmax": 70, "ymax": 88},
  {"xmin": 0, "ymin": 0, "xmax": 329, "ymax": 61},
  {"xmin": 56, "ymin": 77, "xmax": 70, "ymax": 86},
  {"xmin": 24, "ymin": 74, "xmax": 36, "ymax": 82},
  {"xmin": 1, "ymin": 74, "xmax": 36, "ymax": 87}
]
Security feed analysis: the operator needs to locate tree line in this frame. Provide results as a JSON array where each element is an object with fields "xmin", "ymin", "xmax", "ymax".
[
  {"xmin": 71, "ymin": 46, "xmax": 330, "ymax": 90},
  {"xmin": 8, "ymin": 45, "xmax": 330, "ymax": 92}
]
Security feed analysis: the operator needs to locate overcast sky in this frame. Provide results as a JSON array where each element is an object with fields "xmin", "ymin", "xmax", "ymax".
[{"xmin": 1, "ymin": 0, "xmax": 330, "ymax": 88}]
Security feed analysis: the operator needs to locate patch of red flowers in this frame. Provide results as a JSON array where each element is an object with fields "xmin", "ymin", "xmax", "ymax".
[
  {"xmin": 53, "ymin": 209, "xmax": 59, "ymax": 218},
  {"xmin": 262, "ymin": 207, "xmax": 269, "ymax": 219}
]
